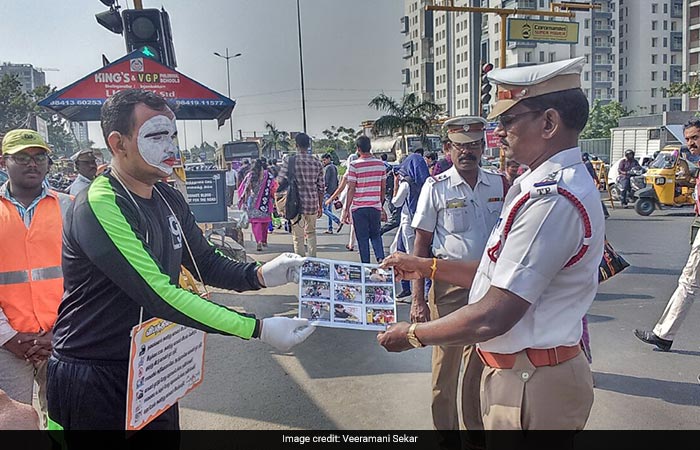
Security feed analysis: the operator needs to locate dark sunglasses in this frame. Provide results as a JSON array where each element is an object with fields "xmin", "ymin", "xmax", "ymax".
[{"xmin": 496, "ymin": 110, "xmax": 543, "ymax": 129}]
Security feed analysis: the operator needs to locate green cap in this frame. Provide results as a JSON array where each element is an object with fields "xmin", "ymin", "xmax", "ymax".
[{"xmin": 2, "ymin": 129, "xmax": 51, "ymax": 155}]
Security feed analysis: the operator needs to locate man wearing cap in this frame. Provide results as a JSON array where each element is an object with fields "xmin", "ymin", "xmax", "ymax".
[
  {"xmin": 0, "ymin": 129, "xmax": 72, "ymax": 427},
  {"xmin": 379, "ymin": 58, "xmax": 605, "ymax": 431},
  {"xmin": 410, "ymin": 116, "xmax": 507, "ymax": 432},
  {"xmin": 68, "ymin": 149, "xmax": 98, "ymax": 196}
]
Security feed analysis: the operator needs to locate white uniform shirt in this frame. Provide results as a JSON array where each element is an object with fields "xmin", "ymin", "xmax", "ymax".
[
  {"xmin": 412, "ymin": 166, "xmax": 506, "ymax": 261},
  {"xmin": 468, "ymin": 147, "xmax": 605, "ymax": 353},
  {"xmin": 68, "ymin": 174, "xmax": 92, "ymax": 196}
]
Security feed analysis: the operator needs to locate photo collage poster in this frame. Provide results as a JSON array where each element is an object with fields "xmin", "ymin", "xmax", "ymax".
[{"xmin": 298, "ymin": 257, "xmax": 397, "ymax": 331}]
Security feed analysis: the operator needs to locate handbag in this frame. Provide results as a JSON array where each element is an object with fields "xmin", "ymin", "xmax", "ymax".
[
  {"xmin": 598, "ymin": 238, "xmax": 630, "ymax": 283},
  {"xmin": 275, "ymin": 155, "xmax": 301, "ymax": 224},
  {"xmin": 333, "ymin": 200, "xmax": 343, "ymax": 210}
]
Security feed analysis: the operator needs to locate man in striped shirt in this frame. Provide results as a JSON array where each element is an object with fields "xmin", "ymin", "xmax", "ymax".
[{"xmin": 341, "ymin": 136, "xmax": 386, "ymax": 263}]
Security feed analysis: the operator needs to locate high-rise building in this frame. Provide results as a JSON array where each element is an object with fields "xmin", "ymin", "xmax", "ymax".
[
  {"xmin": 402, "ymin": 0, "xmax": 694, "ymax": 120},
  {"xmin": 70, "ymin": 121, "xmax": 90, "ymax": 146},
  {"xmin": 0, "ymin": 63, "xmax": 47, "ymax": 93},
  {"xmin": 618, "ymin": 0, "xmax": 684, "ymax": 114},
  {"xmin": 401, "ymin": 1, "xmax": 435, "ymax": 103},
  {"xmin": 684, "ymin": 0, "xmax": 700, "ymax": 111}
]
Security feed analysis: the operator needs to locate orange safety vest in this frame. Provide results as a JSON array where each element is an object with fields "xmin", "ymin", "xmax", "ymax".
[{"xmin": 0, "ymin": 191, "xmax": 71, "ymax": 333}]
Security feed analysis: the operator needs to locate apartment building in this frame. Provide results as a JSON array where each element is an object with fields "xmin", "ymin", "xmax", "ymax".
[
  {"xmin": 685, "ymin": 0, "xmax": 700, "ymax": 111},
  {"xmin": 401, "ymin": 1, "xmax": 435, "ymax": 103},
  {"xmin": 618, "ymin": 0, "xmax": 684, "ymax": 114},
  {"xmin": 0, "ymin": 63, "xmax": 47, "ymax": 93},
  {"xmin": 403, "ymin": 0, "xmax": 694, "ymax": 119}
]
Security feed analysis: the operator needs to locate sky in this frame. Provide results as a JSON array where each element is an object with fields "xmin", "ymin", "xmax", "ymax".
[{"xmin": 0, "ymin": 0, "xmax": 406, "ymax": 149}]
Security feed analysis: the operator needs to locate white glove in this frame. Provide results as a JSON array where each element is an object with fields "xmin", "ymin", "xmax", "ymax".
[
  {"xmin": 260, "ymin": 317, "xmax": 316, "ymax": 352},
  {"xmin": 260, "ymin": 253, "xmax": 305, "ymax": 287}
]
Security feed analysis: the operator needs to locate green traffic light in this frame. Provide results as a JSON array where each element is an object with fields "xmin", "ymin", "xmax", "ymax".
[{"xmin": 141, "ymin": 46, "xmax": 156, "ymax": 57}]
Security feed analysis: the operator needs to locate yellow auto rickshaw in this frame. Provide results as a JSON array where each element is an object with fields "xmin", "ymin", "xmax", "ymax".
[{"xmin": 635, "ymin": 145, "xmax": 697, "ymax": 216}]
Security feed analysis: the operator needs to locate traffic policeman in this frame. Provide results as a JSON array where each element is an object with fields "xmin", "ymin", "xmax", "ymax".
[
  {"xmin": 410, "ymin": 116, "xmax": 507, "ymax": 431},
  {"xmin": 379, "ymin": 57, "xmax": 605, "ymax": 431}
]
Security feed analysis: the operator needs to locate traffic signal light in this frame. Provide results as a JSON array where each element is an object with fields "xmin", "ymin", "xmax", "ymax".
[
  {"xmin": 480, "ymin": 63, "xmax": 495, "ymax": 117},
  {"xmin": 122, "ymin": 9, "xmax": 176, "ymax": 68}
]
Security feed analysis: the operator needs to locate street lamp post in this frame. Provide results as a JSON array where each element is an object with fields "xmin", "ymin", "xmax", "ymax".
[{"xmin": 214, "ymin": 48, "xmax": 242, "ymax": 142}]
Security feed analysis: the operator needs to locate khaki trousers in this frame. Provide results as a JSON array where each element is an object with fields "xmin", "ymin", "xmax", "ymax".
[
  {"xmin": 291, "ymin": 213, "xmax": 318, "ymax": 257},
  {"xmin": 428, "ymin": 280, "xmax": 484, "ymax": 431},
  {"xmin": 653, "ymin": 229, "xmax": 700, "ymax": 340},
  {"xmin": 481, "ymin": 350, "xmax": 593, "ymax": 430},
  {"xmin": 0, "ymin": 348, "xmax": 48, "ymax": 429}
]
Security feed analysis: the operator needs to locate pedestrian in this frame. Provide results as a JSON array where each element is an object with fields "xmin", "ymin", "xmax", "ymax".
[
  {"xmin": 225, "ymin": 162, "xmax": 237, "ymax": 207},
  {"xmin": 380, "ymin": 153, "xmax": 395, "ymax": 213},
  {"xmin": 424, "ymin": 151, "xmax": 438, "ymax": 175},
  {"xmin": 414, "ymin": 147, "xmax": 424, "ymax": 156},
  {"xmin": 390, "ymin": 153, "xmax": 430, "ymax": 299},
  {"xmin": 409, "ymin": 116, "xmax": 507, "ymax": 433},
  {"xmin": 378, "ymin": 57, "xmax": 605, "ymax": 432},
  {"xmin": 326, "ymin": 151, "xmax": 359, "ymax": 251},
  {"xmin": 432, "ymin": 138, "xmax": 453, "ymax": 176},
  {"xmin": 47, "ymin": 89, "xmax": 315, "ymax": 432},
  {"xmin": 321, "ymin": 153, "xmax": 341, "ymax": 234},
  {"xmin": 238, "ymin": 159, "xmax": 278, "ymax": 251},
  {"xmin": 503, "ymin": 158, "xmax": 520, "ymax": 186},
  {"xmin": 342, "ymin": 136, "xmax": 386, "ymax": 264},
  {"xmin": 68, "ymin": 149, "xmax": 98, "ymax": 196},
  {"xmin": 618, "ymin": 149, "xmax": 641, "ymax": 208},
  {"xmin": 0, "ymin": 129, "xmax": 73, "ymax": 428},
  {"xmin": 236, "ymin": 159, "xmax": 251, "ymax": 189},
  {"xmin": 634, "ymin": 119, "xmax": 700, "ymax": 352},
  {"xmin": 277, "ymin": 133, "xmax": 324, "ymax": 257}
]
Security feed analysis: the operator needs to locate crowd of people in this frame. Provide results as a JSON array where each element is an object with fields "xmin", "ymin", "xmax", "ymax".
[{"xmin": 5, "ymin": 56, "xmax": 700, "ymax": 441}]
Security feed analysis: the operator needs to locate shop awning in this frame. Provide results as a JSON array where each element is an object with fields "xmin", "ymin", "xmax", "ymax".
[{"xmin": 38, "ymin": 49, "xmax": 235, "ymax": 127}]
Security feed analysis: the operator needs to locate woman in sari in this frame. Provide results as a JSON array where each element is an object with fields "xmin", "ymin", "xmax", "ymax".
[{"xmin": 237, "ymin": 159, "xmax": 278, "ymax": 251}]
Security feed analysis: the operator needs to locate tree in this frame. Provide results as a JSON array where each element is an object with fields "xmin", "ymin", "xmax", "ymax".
[
  {"xmin": 0, "ymin": 74, "xmax": 33, "ymax": 132},
  {"xmin": 665, "ymin": 80, "xmax": 700, "ymax": 99},
  {"xmin": 579, "ymin": 100, "xmax": 633, "ymax": 140},
  {"xmin": 368, "ymin": 92, "xmax": 442, "ymax": 143},
  {"xmin": 0, "ymin": 76, "xmax": 79, "ymax": 157},
  {"xmin": 261, "ymin": 122, "xmax": 291, "ymax": 159},
  {"xmin": 31, "ymin": 85, "xmax": 79, "ymax": 157}
]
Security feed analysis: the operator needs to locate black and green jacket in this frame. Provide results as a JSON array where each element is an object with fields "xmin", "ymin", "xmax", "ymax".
[{"xmin": 53, "ymin": 171, "xmax": 262, "ymax": 361}]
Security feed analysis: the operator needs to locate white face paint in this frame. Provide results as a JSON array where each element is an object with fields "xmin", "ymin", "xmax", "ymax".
[{"xmin": 136, "ymin": 115, "xmax": 179, "ymax": 176}]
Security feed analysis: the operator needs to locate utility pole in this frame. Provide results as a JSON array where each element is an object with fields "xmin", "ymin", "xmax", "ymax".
[{"xmin": 296, "ymin": 0, "xmax": 307, "ymax": 133}]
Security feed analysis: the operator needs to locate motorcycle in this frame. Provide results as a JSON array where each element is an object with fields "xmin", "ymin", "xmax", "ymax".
[{"xmin": 613, "ymin": 166, "xmax": 646, "ymax": 205}]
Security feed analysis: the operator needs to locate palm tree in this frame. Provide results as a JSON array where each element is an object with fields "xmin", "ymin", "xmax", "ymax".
[
  {"xmin": 368, "ymin": 92, "xmax": 442, "ymax": 138},
  {"xmin": 262, "ymin": 122, "xmax": 291, "ymax": 160}
]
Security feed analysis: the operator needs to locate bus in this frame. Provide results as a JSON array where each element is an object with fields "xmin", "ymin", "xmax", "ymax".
[
  {"xmin": 370, "ymin": 134, "xmax": 442, "ymax": 162},
  {"xmin": 214, "ymin": 140, "xmax": 261, "ymax": 170}
]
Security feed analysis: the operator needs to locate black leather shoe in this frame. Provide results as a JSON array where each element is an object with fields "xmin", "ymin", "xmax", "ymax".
[
  {"xmin": 397, "ymin": 289, "xmax": 411, "ymax": 299},
  {"xmin": 633, "ymin": 329, "xmax": 673, "ymax": 351}
]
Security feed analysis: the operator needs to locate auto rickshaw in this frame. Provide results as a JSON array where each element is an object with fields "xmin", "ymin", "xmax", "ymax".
[{"xmin": 635, "ymin": 145, "xmax": 697, "ymax": 216}]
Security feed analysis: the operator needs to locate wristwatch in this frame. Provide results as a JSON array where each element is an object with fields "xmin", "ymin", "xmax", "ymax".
[{"xmin": 407, "ymin": 323, "xmax": 425, "ymax": 348}]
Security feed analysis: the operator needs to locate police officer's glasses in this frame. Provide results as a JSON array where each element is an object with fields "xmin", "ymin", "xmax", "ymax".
[
  {"xmin": 7, "ymin": 152, "xmax": 49, "ymax": 165},
  {"xmin": 496, "ymin": 110, "xmax": 542, "ymax": 129},
  {"xmin": 451, "ymin": 140, "xmax": 484, "ymax": 152}
]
